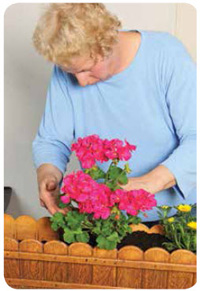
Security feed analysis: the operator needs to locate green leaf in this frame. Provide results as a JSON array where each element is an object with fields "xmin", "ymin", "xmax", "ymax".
[
  {"xmin": 156, "ymin": 210, "xmax": 164, "ymax": 220},
  {"xmin": 96, "ymin": 235, "xmax": 106, "ymax": 244},
  {"xmin": 162, "ymin": 242, "xmax": 177, "ymax": 251},
  {"xmin": 107, "ymin": 232, "xmax": 119, "ymax": 242},
  {"xmin": 92, "ymin": 225, "xmax": 101, "ymax": 235},
  {"xmin": 85, "ymin": 167, "xmax": 106, "ymax": 180},
  {"xmin": 128, "ymin": 216, "xmax": 141, "ymax": 225},
  {"xmin": 76, "ymin": 232, "xmax": 90, "ymax": 243},
  {"xmin": 191, "ymin": 235, "xmax": 196, "ymax": 251},
  {"xmin": 65, "ymin": 210, "xmax": 85, "ymax": 229},
  {"xmin": 127, "ymin": 226, "xmax": 133, "ymax": 233},
  {"xmin": 117, "ymin": 172, "xmax": 128, "ymax": 185},
  {"xmin": 82, "ymin": 221, "xmax": 94, "ymax": 231},
  {"xmin": 96, "ymin": 235, "xmax": 117, "ymax": 250},
  {"xmin": 101, "ymin": 225, "xmax": 112, "ymax": 236},
  {"xmin": 104, "ymin": 240, "xmax": 117, "ymax": 250},
  {"xmin": 50, "ymin": 212, "xmax": 66, "ymax": 229},
  {"xmin": 105, "ymin": 181, "xmax": 118, "ymax": 191},
  {"xmin": 51, "ymin": 212, "xmax": 64, "ymax": 222},
  {"xmin": 71, "ymin": 228, "xmax": 84, "ymax": 235},
  {"xmin": 58, "ymin": 201, "xmax": 69, "ymax": 209},
  {"xmin": 66, "ymin": 219, "xmax": 80, "ymax": 229},
  {"xmin": 63, "ymin": 228, "xmax": 75, "ymax": 243},
  {"xmin": 51, "ymin": 222, "xmax": 59, "ymax": 231},
  {"xmin": 107, "ymin": 165, "xmax": 123, "ymax": 180}
]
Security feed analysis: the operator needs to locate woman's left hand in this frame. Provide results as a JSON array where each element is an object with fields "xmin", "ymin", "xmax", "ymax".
[
  {"xmin": 119, "ymin": 165, "xmax": 176, "ymax": 194},
  {"xmin": 119, "ymin": 176, "xmax": 152, "ymax": 192}
]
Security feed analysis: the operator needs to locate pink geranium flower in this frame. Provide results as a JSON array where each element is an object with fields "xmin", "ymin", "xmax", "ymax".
[
  {"xmin": 61, "ymin": 170, "xmax": 114, "ymax": 219},
  {"xmin": 61, "ymin": 135, "xmax": 156, "ymax": 221},
  {"xmin": 61, "ymin": 169, "xmax": 157, "ymax": 219},
  {"xmin": 93, "ymin": 207, "xmax": 111, "ymax": 219},
  {"xmin": 60, "ymin": 195, "xmax": 70, "ymax": 204},
  {"xmin": 113, "ymin": 188, "xmax": 157, "ymax": 216},
  {"xmin": 71, "ymin": 135, "xmax": 136, "ymax": 168},
  {"xmin": 71, "ymin": 135, "xmax": 108, "ymax": 168}
]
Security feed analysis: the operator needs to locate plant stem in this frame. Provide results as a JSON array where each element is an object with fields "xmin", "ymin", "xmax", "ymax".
[
  {"xmin": 105, "ymin": 161, "xmax": 115, "ymax": 182},
  {"xmin": 171, "ymin": 225, "xmax": 183, "ymax": 249},
  {"xmin": 81, "ymin": 222, "xmax": 93, "ymax": 229}
]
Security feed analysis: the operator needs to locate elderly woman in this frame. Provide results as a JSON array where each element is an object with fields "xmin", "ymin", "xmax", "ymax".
[{"xmin": 32, "ymin": 3, "xmax": 196, "ymax": 223}]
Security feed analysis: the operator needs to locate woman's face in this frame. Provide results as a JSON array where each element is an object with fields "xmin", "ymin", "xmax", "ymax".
[{"xmin": 59, "ymin": 55, "xmax": 114, "ymax": 86}]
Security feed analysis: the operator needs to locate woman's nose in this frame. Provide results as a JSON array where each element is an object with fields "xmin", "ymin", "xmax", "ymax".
[{"xmin": 74, "ymin": 73, "xmax": 89, "ymax": 87}]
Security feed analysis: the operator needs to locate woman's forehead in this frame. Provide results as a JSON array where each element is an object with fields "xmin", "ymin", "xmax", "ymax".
[
  {"xmin": 72, "ymin": 56, "xmax": 94, "ymax": 67},
  {"xmin": 59, "ymin": 57, "xmax": 95, "ymax": 73},
  {"xmin": 69, "ymin": 56, "xmax": 94, "ymax": 68}
]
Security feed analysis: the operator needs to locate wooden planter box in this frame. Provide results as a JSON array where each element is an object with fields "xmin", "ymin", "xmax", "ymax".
[{"xmin": 4, "ymin": 214, "xmax": 196, "ymax": 289}]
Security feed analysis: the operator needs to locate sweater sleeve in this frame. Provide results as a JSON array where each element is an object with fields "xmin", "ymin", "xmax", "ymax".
[
  {"xmin": 160, "ymin": 35, "xmax": 196, "ymax": 198},
  {"xmin": 32, "ymin": 65, "xmax": 75, "ymax": 174}
]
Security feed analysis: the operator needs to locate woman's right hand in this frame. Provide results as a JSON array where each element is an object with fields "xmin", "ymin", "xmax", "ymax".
[{"xmin": 37, "ymin": 164, "xmax": 69, "ymax": 216}]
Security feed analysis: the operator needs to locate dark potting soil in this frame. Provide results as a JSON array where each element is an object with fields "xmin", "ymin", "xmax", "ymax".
[
  {"xmin": 116, "ymin": 231, "xmax": 172, "ymax": 251},
  {"xmin": 58, "ymin": 229, "xmax": 172, "ymax": 252}
]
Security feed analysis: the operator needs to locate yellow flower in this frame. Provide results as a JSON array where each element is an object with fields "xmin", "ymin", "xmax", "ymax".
[
  {"xmin": 177, "ymin": 204, "xmax": 192, "ymax": 212},
  {"xmin": 124, "ymin": 163, "xmax": 131, "ymax": 174},
  {"xmin": 187, "ymin": 221, "xmax": 197, "ymax": 230},
  {"xmin": 161, "ymin": 205, "xmax": 170, "ymax": 209},
  {"xmin": 168, "ymin": 217, "xmax": 175, "ymax": 223}
]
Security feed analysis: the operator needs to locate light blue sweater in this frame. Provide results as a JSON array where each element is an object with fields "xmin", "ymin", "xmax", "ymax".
[{"xmin": 32, "ymin": 30, "xmax": 196, "ymax": 221}]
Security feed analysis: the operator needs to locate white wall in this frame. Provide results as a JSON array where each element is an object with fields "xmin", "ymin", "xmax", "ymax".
[
  {"xmin": 174, "ymin": 3, "xmax": 196, "ymax": 60},
  {"xmin": 4, "ymin": 3, "xmax": 196, "ymax": 219}
]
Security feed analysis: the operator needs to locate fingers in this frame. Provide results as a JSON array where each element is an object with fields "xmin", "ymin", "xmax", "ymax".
[
  {"xmin": 40, "ymin": 198, "xmax": 46, "ymax": 207},
  {"xmin": 46, "ymin": 180, "xmax": 57, "ymax": 191},
  {"xmin": 58, "ymin": 207, "xmax": 69, "ymax": 215},
  {"xmin": 40, "ymin": 197, "xmax": 69, "ymax": 216},
  {"xmin": 39, "ymin": 176, "xmax": 70, "ymax": 216},
  {"xmin": 47, "ymin": 205, "xmax": 69, "ymax": 216},
  {"xmin": 117, "ymin": 182, "xmax": 131, "ymax": 191}
]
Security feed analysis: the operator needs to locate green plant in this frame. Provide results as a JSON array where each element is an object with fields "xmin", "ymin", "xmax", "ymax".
[
  {"xmin": 50, "ymin": 210, "xmax": 141, "ymax": 249},
  {"xmin": 157, "ymin": 204, "xmax": 196, "ymax": 252},
  {"xmin": 50, "ymin": 135, "xmax": 157, "ymax": 250}
]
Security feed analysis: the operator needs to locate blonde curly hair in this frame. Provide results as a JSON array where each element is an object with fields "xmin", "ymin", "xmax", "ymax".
[{"xmin": 32, "ymin": 3, "xmax": 121, "ymax": 66}]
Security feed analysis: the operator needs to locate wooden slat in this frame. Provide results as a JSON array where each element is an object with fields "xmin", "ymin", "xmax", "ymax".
[
  {"xmin": 68, "ymin": 243, "xmax": 93, "ymax": 284},
  {"xmin": 43, "ymin": 241, "xmax": 68, "ymax": 282},
  {"xmin": 117, "ymin": 246, "xmax": 143, "ymax": 288},
  {"xmin": 149, "ymin": 224, "xmax": 164, "ymax": 234},
  {"xmin": 129, "ymin": 223, "xmax": 150, "ymax": 233},
  {"xmin": 4, "ymin": 250, "xmax": 196, "ymax": 272},
  {"xmin": 15, "ymin": 216, "xmax": 37, "ymax": 240},
  {"xmin": 5, "ymin": 278, "xmax": 123, "ymax": 289},
  {"xmin": 4, "ymin": 237, "xmax": 20, "ymax": 279},
  {"xmin": 130, "ymin": 223, "xmax": 164, "ymax": 235},
  {"xmin": 168, "ymin": 249, "xmax": 196, "ymax": 289},
  {"xmin": 19, "ymin": 239, "xmax": 43, "ymax": 280},
  {"xmin": 4, "ymin": 214, "xmax": 15, "ymax": 238},
  {"xmin": 4, "ymin": 215, "xmax": 197, "ymax": 290},
  {"xmin": 92, "ymin": 248, "xmax": 117, "ymax": 287},
  {"xmin": 193, "ymin": 272, "xmax": 197, "ymax": 287},
  {"xmin": 4, "ymin": 237, "xmax": 18, "ymax": 251},
  {"xmin": 37, "ymin": 217, "xmax": 59, "ymax": 241},
  {"xmin": 142, "ymin": 247, "xmax": 170, "ymax": 289}
]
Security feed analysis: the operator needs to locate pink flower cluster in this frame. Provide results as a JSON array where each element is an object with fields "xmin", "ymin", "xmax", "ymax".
[
  {"xmin": 61, "ymin": 171, "xmax": 114, "ymax": 219},
  {"xmin": 61, "ymin": 171, "xmax": 157, "ymax": 219},
  {"xmin": 111, "ymin": 189, "xmax": 157, "ymax": 216},
  {"xmin": 71, "ymin": 135, "xmax": 136, "ymax": 168}
]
